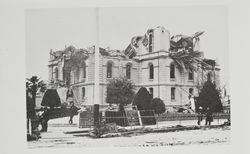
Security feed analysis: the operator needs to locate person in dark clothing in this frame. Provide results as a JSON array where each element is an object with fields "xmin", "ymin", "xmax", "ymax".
[
  {"xmin": 197, "ymin": 106, "xmax": 203, "ymax": 125},
  {"xmin": 205, "ymin": 107, "xmax": 213, "ymax": 126},
  {"xmin": 26, "ymin": 91, "xmax": 37, "ymax": 137},
  {"xmin": 69, "ymin": 102, "xmax": 75, "ymax": 124},
  {"xmin": 26, "ymin": 92, "xmax": 36, "ymax": 119},
  {"xmin": 41, "ymin": 117, "xmax": 48, "ymax": 132},
  {"xmin": 40, "ymin": 107, "xmax": 49, "ymax": 132},
  {"xmin": 66, "ymin": 87, "xmax": 74, "ymax": 100}
]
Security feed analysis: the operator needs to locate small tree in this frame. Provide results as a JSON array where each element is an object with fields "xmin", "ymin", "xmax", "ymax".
[
  {"xmin": 150, "ymin": 98, "xmax": 166, "ymax": 114},
  {"xmin": 197, "ymin": 79, "xmax": 223, "ymax": 113},
  {"xmin": 26, "ymin": 76, "xmax": 46, "ymax": 138},
  {"xmin": 133, "ymin": 87, "xmax": 152, "ymax": 110},
  {"xmin": 26, "ymin": 76, "xmax": 47, "ymax": 107},
  {"xmin": 106, "ymin": 77, "xmax": 135, "ymax": 111}
]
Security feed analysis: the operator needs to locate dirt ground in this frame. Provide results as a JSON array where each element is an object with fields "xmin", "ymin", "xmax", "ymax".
[{"xmin": 27, "ymin": 116, "xmax": 230, "ymax": 148}]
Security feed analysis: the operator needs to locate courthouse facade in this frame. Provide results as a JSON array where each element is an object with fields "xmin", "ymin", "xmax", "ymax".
[{"xmin": 48, "ymin": 26, "xmax": 220, "ymax": 107}]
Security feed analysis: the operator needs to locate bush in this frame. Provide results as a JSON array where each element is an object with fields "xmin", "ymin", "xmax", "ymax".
[
  {"xmin": 132, "ymin": 87, "xmax": 152, "ymax": 110},
  {"xmin": 150, "ymin": 98, "xmax": 166, "ymax": 114}
]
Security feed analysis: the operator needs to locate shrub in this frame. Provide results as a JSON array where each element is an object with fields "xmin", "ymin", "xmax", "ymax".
[
  {"xmin": 150, "ymin": 98, "xmax": 166, "ymax": 114},
  {"xmin": 132, "ymin": 87, "xmax": 152, "ymax": 110}
]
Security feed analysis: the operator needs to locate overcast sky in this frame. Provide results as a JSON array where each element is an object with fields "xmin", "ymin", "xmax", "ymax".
[{"xmin": 26, "ymin": 6, "xmax": 229, "ymax": 87}]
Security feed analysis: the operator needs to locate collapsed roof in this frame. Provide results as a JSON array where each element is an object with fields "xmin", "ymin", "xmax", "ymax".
[
  {"xmin": 50, "ymin": 45, "xmax": 125, "ymax": 60},
  {"xmin": 170, "ymin": 31, "xmax": 204, "ymax": 51},
  {"xmin": 49, "ymin": 27, "xmax": 216, "ymax": 72},
  {"xmin": 50, "ymin": 45, "xmax": 127, "ymax": 66},
  {"xmin": 123, "ymin": 28, "xmax": 217, "ymax": 71},
  {"xmin": 124, "ymin": 28, "xmax": 205, "ymax": 59}
]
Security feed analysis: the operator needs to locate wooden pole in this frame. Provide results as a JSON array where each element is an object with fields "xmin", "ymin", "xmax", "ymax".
[{"xmin": 94, "ymin": 7, "xmax": 100, "ymax": 126}]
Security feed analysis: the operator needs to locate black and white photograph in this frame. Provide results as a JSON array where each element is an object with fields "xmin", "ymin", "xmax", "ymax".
[
  {"xmin": 1, "ymin": 0, "xmax": 250, "ymax": 153},
  {"xmin": 25, "ymin": 6, "xmax": 231, "ymax": 148}
]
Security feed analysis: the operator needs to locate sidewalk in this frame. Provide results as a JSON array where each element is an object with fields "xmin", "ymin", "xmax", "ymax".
[
  {"xmin": 28, "ymin": 116, "xmax": 230, "ymax": 148},
  {"xmin": 46, "ymin": 114, "xmax": 228, "ymax": 134}
]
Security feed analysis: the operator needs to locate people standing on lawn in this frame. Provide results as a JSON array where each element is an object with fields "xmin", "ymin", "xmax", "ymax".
[
  {"xmin": 205, "ymin": 107, "xmax": 213, "ymax": 126},
  {"xmin": 197, "ymin": 106, "xmax": 203, "ymax": 125}
]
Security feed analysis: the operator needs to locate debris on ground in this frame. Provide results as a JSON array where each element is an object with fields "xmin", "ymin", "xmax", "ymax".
[
  {"xmin": 88, "ymin": 123, "xmax": 230, "ymax": 138},
  {"xmin": 90, "ymin": 122, "xmax": 119, "ymax": 138},
  {"xmin": 27, "ymin": 134, "xmax": 40, "ymax": 141},
  {"xmin": 220, "ymin": 120, "xmax": 231, "ymax": 126}
]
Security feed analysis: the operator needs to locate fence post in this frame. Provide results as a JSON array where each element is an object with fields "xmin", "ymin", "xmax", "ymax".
[
  {"xmin": 156, "ymin": 115, "xmax": 159, "ymax": 129},
  {"xmin": 138, "ymin": 110, "xmax": 142, "ymax": 126},
  {"xmin": 93, "ymin": 104, "xmax": 99, "ymax": 126}
]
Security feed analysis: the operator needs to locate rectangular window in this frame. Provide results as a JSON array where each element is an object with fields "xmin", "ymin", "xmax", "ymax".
[
  {"xmin": 149, "ymin": 64, "xmax": 154, "ymax": 79},
  {"xmin": 171, "ymin": 87, "xmax": 175, "ymax": 100},
  {"xmin": 107, "ymin": 63, "xmax": 112, "ymax": 78},
  {"xmin": 149, "ymin": 33, "xmax": 153, "ymax": 52},
  {"xmin": 82, "ymin": 66, "xmax": 86, "ymax": 79},
  {"xmin": 126, "ymin": 64, "xmax": 131, "ymax": 79},
  {"xmin": 170, "ymin": 64, "xmax": 175, "ymax": 79},
  {"xmin": 82, "ymin": 87, "xmax": 85, "ymax": 99}
]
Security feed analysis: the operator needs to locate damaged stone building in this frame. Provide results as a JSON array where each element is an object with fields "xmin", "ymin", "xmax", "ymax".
[{"xmin": 48, "ymin": 26, "xmax": 220, "ymax": 107}]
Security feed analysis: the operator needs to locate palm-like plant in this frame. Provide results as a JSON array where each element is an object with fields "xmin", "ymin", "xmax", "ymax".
[
  {"xmin": 169, "ymin": 31, "xmax": 213, "ymax": 72},
  {"xmin": 169, "ymin": 50, "xmax": 212, "ymax": 72},
  {"xmin": 26, "ymin": 76, "xmax": 47, "ymax": 107}
]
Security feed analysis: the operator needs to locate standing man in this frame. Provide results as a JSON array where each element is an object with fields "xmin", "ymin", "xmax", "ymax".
[
  {"xmin": 69, "ymin": 102, "xmax": 75, "ymax": 124},
  {"xmin": 205, "ymin": 107, "xmax": 213, "ymax": 126},
  {"xmin": 40, "ymin": 107, "xmax": 49, "ymax": 132},
  {"xmin": 197, "ymin": 106, "xmax": 203, "ymax": 125}
]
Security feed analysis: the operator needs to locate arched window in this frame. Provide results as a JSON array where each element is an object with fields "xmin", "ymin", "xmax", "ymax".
[
  {"xmin": 170, "ymin": 63, "xmax": 175, "ymax": 79},
  {"xmin": 149, "ymin": 63, "xmax": 154, "ymax": 79},
  {"xmin": 107, "ymin": 62, "xmax": 113, "ymax": 78},
  {"xmin": 188, "ymin": 69, "xmax": 194, "ymax": 80},
  {"xmin": 55, "ymin": 67, "xmax": 58, "ymax": 80},
  {"xmin": 149, "ymin": 87, "xmax": 153, "ymax": 98},
  {"xmin": 126, "ymin": 63, "xmax": 131, "ymax": 79},
  {"xmin": 149, "ymin": 33, "xmax": 153, "ymax": 53},
  {"xmin": 82, "ymin": 87, "xmax": 85, "ymax": 99},
  {"xmin": 81, "ymin": 62, "xmax": 86, "ymax": 79}
]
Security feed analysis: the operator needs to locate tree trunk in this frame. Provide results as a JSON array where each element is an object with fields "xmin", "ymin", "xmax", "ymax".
[
  {"xmin": 32, "ymin": 91, "xmax": 36, "ymax": 108},
  {"xmin": 27, "ymin": 118, "xmax": 30, "ymax": 135}
]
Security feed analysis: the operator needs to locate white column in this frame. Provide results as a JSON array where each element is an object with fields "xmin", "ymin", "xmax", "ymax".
[{"xmin": 94, "ymin": 8, "xmax": 100, "ymax": 105}]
